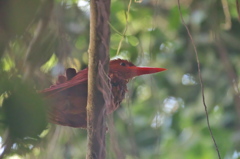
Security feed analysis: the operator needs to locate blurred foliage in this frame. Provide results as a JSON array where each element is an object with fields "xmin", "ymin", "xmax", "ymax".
[{"xmin": 0, "ymin": 0, "xmax": 240, "ymax": 158}]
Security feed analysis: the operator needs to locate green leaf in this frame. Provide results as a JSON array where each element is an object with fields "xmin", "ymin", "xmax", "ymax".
[{"xmin": 127, "ymin": 36, "xmax": 139, "ymax": 46}]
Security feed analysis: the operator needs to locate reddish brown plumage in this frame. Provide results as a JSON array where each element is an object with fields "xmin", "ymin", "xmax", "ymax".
[{"xmin": 41, "ymin": 59, "xmax": 166, "ymax": 128}]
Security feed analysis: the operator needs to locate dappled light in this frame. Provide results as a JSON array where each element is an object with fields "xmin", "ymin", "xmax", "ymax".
[
  {"xmin": 182, "ymin": 73, "xmax": 197, "ymax": 85},
  {"xmin": 151, "ymin": 112, "xmax": 165, "ymax": 128},
  {"xmin": 163, "ymin": 96, "xmax": 184, "ymax": 113},
  {"xmin": 0, "ymin": 0, "xmax": 239, "ymax": 158}
]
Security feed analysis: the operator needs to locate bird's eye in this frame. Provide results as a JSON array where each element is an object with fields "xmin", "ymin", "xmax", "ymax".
[{"xmin": 120, "ymin": 62, "xmax": 126, "ymax": 66}]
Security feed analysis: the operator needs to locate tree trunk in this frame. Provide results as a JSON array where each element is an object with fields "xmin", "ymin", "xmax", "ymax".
[{"xmin": 86, "ymin": 0, "xmax": 111, "ymax": 158}]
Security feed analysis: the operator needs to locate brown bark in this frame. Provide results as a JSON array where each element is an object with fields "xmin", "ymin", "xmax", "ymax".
[{"xmin": 86, "ymin": 0, "xmax": 111, "ymax": 158}]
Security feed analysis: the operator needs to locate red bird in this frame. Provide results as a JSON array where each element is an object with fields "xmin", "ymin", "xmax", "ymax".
[{"xmin": 42, "ymin": 59, "xmax": 166, "ymax": 128}]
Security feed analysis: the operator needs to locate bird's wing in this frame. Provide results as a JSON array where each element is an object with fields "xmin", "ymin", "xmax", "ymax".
[
  {"xmin": 46, "ymin": 84, "xmax": 88, "ymax": 128},
  {"xmin": 41, "ymin": 68, "xmax": 89, "ymax": 128},
  {"xmin": 41, "ymin": 68, "xmax": 88, "ymax": 96}
]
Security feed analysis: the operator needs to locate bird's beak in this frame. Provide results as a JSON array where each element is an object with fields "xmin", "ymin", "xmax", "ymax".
[{"xmin": 128, "ymin": 66, "xmax": 167, "ymax": 78}]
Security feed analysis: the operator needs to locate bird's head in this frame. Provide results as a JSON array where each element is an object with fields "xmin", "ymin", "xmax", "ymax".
[{"xmin": 109, "ymin": 59, "xmax": 166, "ymax": 80}]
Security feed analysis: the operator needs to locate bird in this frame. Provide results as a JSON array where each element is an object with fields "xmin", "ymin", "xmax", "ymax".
[{"xmin": 41, "ymin": 59, "xmax": 166, "ymax": 128}]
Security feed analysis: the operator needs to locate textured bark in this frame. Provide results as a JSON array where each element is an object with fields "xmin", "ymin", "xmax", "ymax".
[{"xmin": 86, "ymin": 0, "xmax": 111, "ymax": 158}]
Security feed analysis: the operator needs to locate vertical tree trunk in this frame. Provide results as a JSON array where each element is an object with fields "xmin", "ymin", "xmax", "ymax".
[{"xmin": 86, "ymin": 0, "xmax": 111, "ymax": 158}]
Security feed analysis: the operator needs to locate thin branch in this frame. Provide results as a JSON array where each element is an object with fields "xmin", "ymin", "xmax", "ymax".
[
  {"xmin": 0, "ymin": 134, "xmax": 13, "ymax": 159},
  {"xmin": 134, "ymin": 0, "xmax": 143, "ymax": 3},
  {"xmin": 215, "ymin": 36, "xmax": 240, "ymax": 119},
  {"xmin": 107, "ymin": 114, "xmax": 125, "ymax": 159},
  {"xmin": 177, "ymin": 1, "xmax": 222, "ymax": 159},
  {"xmin": 116, "ymin": 0, "xmax": 132, "ymax": 55},
  {"xmin": 221, "ymin": 0, "xmax": 231, "ymax": 30},
  {"xmin": 236, "ymin": 0, "xmax": 240, "ymax": 21},
  {"xmin": 108, "ymin": 22, "xmax": 124, "ymax": 36},
  {"xmin": 23, "ymin": 0, "xmax": 54, "ymax": 79}
]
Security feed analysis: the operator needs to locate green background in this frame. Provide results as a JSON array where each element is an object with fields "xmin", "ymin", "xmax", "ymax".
[{"xmin": 0, "ymin": 0, "xmax": 239, "ymax": 158}]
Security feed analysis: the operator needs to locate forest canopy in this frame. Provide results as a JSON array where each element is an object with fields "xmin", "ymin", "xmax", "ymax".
[{"xmin": 0, "ymin": 0, "xmax": 240, "ymax": 158}]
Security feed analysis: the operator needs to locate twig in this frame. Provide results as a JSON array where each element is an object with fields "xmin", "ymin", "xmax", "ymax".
[
  {"xmin": 107, "ymin": 114, "xmax": 125, "ymax": 159},
  {"xmin": 0, "ymin": 133, "xmax": 13, "ymax": 159},
  {"xmin": 116, "ymin": 0, "xmax": 132, "ymax": 55},
  {"xmin": 177, "ymin": 1, "xmax": 222, "ymax": 159},
  {"xmin": 215, "ymin": 36, "xmax": 240, "ymax": 119},
  {"xmin": 23, "ymin": 0, "xmax": 54, "ymax": 79},
  {"xmin": 221, "ymin": 0, "xmax": 231, "ymax": 30},
  {"xmin": 108, "ymin": 22, "xmax": 124, "ymax": 36},
  {"xmin": 236, "ymin": 0, "xmax": 240, "ymax": 21}
]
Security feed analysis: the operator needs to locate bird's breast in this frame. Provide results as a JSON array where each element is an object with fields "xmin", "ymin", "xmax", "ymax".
[{"xmin": 107, "ymin": 74, "xmax": 128, "ymax": 114}]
